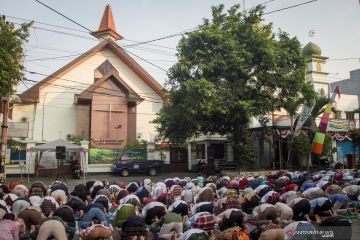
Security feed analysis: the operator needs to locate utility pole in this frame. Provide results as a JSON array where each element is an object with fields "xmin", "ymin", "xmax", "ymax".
[{"xmin": 0, "ymin": 97, "xmax": 9, "ymax": 182}]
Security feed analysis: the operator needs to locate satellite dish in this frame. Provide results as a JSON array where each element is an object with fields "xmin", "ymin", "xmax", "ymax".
[{"xmin": 309, "ymin": 30, "xmax": 315, "ymax": 37}]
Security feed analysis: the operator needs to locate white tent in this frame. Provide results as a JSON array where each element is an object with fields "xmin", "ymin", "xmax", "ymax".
[
  {"xmin": 31, "ymin": 139, "xmax": 84, "ymax": 152},
  {"xmin": 30, "ymin": 139, "xmax": 86, "ymax": 180}
]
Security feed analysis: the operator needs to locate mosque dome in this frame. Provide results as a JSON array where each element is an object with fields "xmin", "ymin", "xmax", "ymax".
[{"xmin": 302, "ymin": 42, "xmax": 321, "ymax": 57}]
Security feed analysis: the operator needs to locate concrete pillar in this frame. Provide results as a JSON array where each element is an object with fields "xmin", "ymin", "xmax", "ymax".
[
  {"xmin": 187, "ymin": 143, "xmax": 192, "ymax": 171},
  {"xmin": 227, "ymin": 143, "xmax": 234, "ymax": 162},
  {"xmin": 25, "ymin": 142, "xmax": 36, "ymax": 182},
  {"xmin": 204, "ymin": 142, "xmax": 208, "ymax": 163},
  {"xmin": 147, "ymin": 142, "xmax": 155, "ymax": 160},
  {"xmin": 26, "ymin": 142, "xmax": 36, "ymax": 172},
  {"xmin": 80, "ymin": 140, "xmax": 89, "ymax": 176}
]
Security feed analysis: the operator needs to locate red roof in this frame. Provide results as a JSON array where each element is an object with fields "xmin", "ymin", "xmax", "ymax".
[
  {"xmin": 92, "ymin": 4, "xmax": 123, "ymax": 41},
  {"xmin": 98, "ymin": 4, "xmax": 116, "ymax": 32}
]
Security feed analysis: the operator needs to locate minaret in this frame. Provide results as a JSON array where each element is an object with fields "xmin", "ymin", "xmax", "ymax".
[
  {"xmin": 91, "ymin": 4, "xmax": 123, "ymax": 42},
  {"xmin": 302, "ymin": 42, "xmax": 330, "ymax": 97}
]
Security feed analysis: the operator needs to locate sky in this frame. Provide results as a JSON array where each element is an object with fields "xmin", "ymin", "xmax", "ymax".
[{"xmin": 1, "ymin": 0, "xmax": 359, "ymax": 93}]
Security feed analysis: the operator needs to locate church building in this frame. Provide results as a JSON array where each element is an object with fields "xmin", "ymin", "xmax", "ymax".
[{"xmin": 16, "ymin": 5, "xmax": 164, "ymax": 151}]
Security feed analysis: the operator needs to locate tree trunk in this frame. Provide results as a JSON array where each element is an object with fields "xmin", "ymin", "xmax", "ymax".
[
  {"xmin": 233, "ymin": 116, "xmax": 249, "ymax": 170},
  {"xmin": 259, "ymin": 129, "xmax": 264, "ymax": 168},
  {"xmin": 233, "ymin": 121, "xmax": 242, "ymax": 168},
  {"xmin": 286, "ymin": 116, "xmax": 295, "ymax": 169}
]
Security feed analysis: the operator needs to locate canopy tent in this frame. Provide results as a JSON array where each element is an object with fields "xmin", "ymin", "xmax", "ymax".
[
  {"xmin": 30, "ymin": 139, "xmax": 87, "ymax": 181},
  {"xmin": 31, "ymin": 139, "xmax": 84, "ymax": 152}
]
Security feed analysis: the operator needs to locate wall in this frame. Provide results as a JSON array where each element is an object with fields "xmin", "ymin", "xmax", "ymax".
[
  {"xmin": 76, "ymin": 105, "xmax": 90, "ymax": 139},
  {"xmin": 334, "ymin": 94, "xmax": 359, "ymax": 118},
  {"xmin": 11, "ymin": 104, "xmax": 36, "ymax": 139},
  {"xmin": 26, "ymin": 47, "xmax": 162, "ymax": 144}
]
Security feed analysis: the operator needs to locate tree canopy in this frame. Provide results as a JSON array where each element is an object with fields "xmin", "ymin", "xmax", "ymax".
[
  {"xmin": 0, "ymin": 16, "xmax": 32, "ymax": 97},
  {"xmin": 154, "ymin": 4, "xmax": 315, "ymax": 165}
]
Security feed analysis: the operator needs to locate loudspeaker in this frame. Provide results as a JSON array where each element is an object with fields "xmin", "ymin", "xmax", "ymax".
[{"xmin": 56, "ymin": 146, "xmax": 66, "ymax": 159}]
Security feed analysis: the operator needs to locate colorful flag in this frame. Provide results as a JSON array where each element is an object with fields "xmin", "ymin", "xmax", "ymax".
[
  {"xmin": 312, "ymin": 132, "xmax": 325, "ymax": 154},
  {"xmin": 312, "ymin": 85, "xmax": 340, "ymax": 154}
]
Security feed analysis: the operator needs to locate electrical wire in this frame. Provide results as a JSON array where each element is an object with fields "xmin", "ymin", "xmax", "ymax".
[
  {"xmin": 24, "ymin": 70, "xmax": 164, "ymax": 101},
  {"xmin": 2, "ymin": 14, "xmax": 177, "ymax": 50},
  {"xmin": 23, "ymin": 78, "xmax": 164, "ymax": 104},
  {"xmin": 263, "ymin": 0, "xmax": 318, "ymax": 15}
]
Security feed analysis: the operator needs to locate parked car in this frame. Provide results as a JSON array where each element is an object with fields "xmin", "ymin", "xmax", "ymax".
[{"xmin": 112, "ymin": 151, "xmax": 163, "ymax": 177}]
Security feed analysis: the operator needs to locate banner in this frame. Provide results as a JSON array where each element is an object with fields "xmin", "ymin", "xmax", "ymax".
[
  {"xmin": 89, "ymin": 148, "xmax": 147, "ymax": 164},
  {"xmin": 327, "ymin": 120, "xmax": 355, "ymax": 132},
  {"xmin": 294, "ymin": 102, "xmax": 314, "ymax": 136}
]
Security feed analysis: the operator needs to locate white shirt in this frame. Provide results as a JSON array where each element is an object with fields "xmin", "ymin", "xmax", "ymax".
[
  {"xmin": 287, "ymin": 198, "xmax": 306, "ymax": 208},
  {"xmin": 254, "ymin": 185, "xmax": 269, "ymax": 194},
  {"xmin": 252, "ymin": 203, "xmax": 275, "ymax": 218},
  {"xmin": 141, "ymin": 201, "xmax": 165, "ymax": 217},
  {"xmin": 217, "ymin": 208, "xmax": 242, "ymax": 221},
  {"xmin": 302, "ymin": 187, "xmax": 321, "ymax": 198},
  {"xmin": 316, "ymin": 181, "xmax": 329, "ymax": 189},
  {"xmin": 281, "ymin": 191, "xmax": 297, "ymax": 203},
  {"xmin": 177, "ymin": 229, "xmax": 208, "ymax": 240},
  {"xmin": 275, "ymin": 202, "xmax": 293, "ymax": 215},
  {"xmin": 191, "ymin": 201, "xmax": 212, "ymax": 215},
  {"xmin": 261, "ymin": 190, "xmax": 277, "ymax": 203}
]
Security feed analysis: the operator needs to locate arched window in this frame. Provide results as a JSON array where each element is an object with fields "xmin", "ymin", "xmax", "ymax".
[
  {"xmin": 316, "ymin": 62, "xmax": 321, "ymax": 72},
  {"xmin": 318, "ymin": 88, "xmax": 325, "ymax": 97}
]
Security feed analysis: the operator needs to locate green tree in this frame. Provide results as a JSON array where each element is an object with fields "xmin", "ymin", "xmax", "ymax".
[
  {"xmin": 305, "ymin": 96, "xmax": 330, "ymax": 131},
  {"xmin": 292, "ymin": 133, "xmax": 312, "ymax": 167},
  {"xmin": 0, "ymin": 16, "xmax": 32, "ymax": 181},
  {"xmin": 154, "ymin": 4, "xmax": 313, "ymax": 167},
  {"xmin": 0, "ymin": 16, "xmax": 32, "ymax": 96},
  {"xmin": 285, "ymin": 94, "xmax": 328, "ymax": 167},
  {"xmin": 283, "ymin": 97, "xmax": 310, "ymax": 168},
  {"xmin": 125, "ymin": 135, "xmax": 148, "ymax": 149}
]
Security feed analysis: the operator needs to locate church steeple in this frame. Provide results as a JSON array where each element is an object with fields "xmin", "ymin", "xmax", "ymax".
[{"xmin": 91, "ymin": 5, "xmax": 123, "ymax": 41}]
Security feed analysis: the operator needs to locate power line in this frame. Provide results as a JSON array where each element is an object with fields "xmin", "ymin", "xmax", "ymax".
[
  {"xmin": 2, "ymin": 14, "xmax": 177, "ymax": 50},
  {"xmin": 23, "ymin": 78, "xmax": 164, "ymax": 104},
  {"xmin": 9, "ymin": 20, "xmax": 176, "ymax": 64},
  {"xmin": 9, "ymin": 0, "xmax": 315, "ymax": 66},
  {"xmin": 34, "ymin": 0, "xmax": 169, "ymax": 73},
  {"xmin": 34, "ymin": 103, "xmax": 159, "ymax": 116},
  {"xmin": 24, "ymin": 44, "xmax": 176, "ymax": 62},
  {"xmin": 121, "ymin": 27, "xmax": 197, "ymax": 48},
  {"xmin": 24, "ymin": 70, "xmax": 164, "ymax": 101},
  {"xmin": 263, "ymin": 0, "xmax": 318, "ymax": 15}
]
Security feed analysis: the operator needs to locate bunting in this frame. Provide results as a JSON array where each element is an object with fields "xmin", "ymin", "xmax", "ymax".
[{"xmin": 312, "ymin": 86, "xmax": 340, "ymax": 154}]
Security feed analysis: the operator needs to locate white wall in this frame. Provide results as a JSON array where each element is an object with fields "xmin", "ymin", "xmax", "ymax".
[
  {"xmin": 11, "ymin": 104, "xmax": 36, "ymax": 139},
  {"xmin": 27, "ymin": 47, "xmax": 163, "ymax": 143},
  {"xmin": 334, "ymin": 94, "xmax": 359, "ymax": 117}
]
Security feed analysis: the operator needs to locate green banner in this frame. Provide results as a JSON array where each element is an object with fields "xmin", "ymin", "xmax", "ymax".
[
  {"xmin": 89, "ymin": 148, "xmax": 147, "ymax": 164},
  {"xmin": 327, "ymin": 120, "xmax": 355, "ymax": 132}
]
